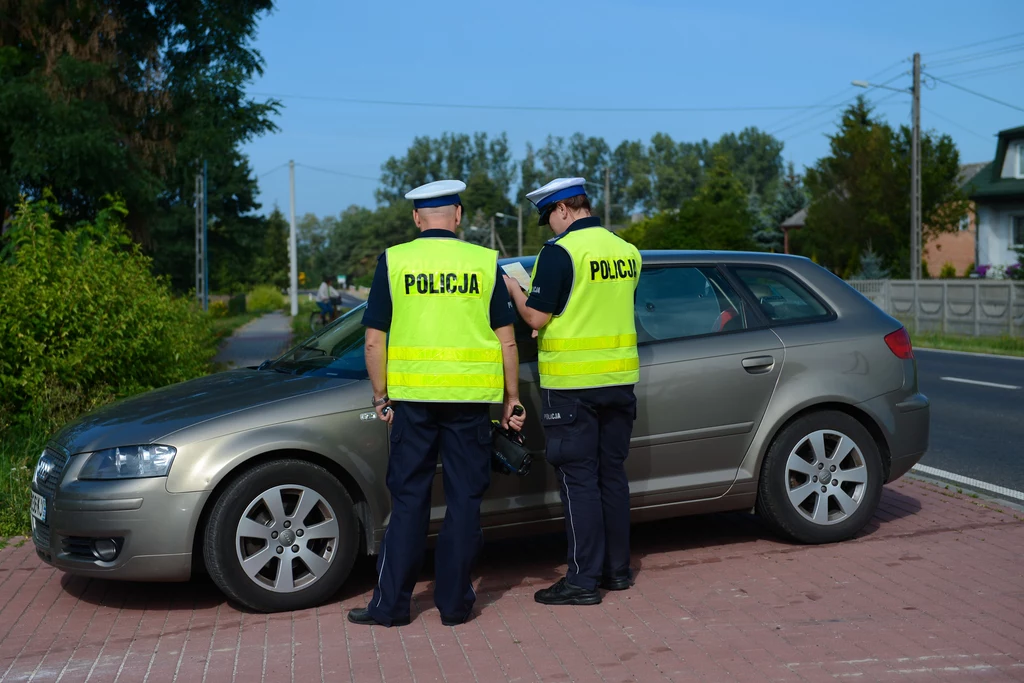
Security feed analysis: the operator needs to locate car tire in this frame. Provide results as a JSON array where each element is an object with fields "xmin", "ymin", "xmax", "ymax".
[
  {"xmin": 756, "ymin": 410, "xmax": 883, "ymax": 544},
  {"xmin": 204, "ymin": 459, "xmax": 359, "ymax": 612}
]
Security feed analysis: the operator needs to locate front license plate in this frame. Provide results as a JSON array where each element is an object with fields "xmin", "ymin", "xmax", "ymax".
[{"xmin": 30, "ymin": 491, "xmax": 46, "ymax": 524}]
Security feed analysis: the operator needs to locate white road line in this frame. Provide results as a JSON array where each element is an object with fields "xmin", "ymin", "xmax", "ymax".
[
  {"xmin": 939, "ymin": 376, "xmax": 1020, "ymax": 390},
  {"xmin": 911, "ymin": 464, "xmax": 1024, "ymax": 502}
]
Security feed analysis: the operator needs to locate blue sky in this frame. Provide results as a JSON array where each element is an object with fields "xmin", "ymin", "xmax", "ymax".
[{"xmin": 243, "ymin": 0, "xmax": 1024, "ymax": 219}]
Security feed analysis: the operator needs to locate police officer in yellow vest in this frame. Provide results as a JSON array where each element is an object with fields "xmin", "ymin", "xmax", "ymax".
[
  {"xmin": 504, "ymin": 177, "xmax": 641, "ymax": 606},
  {"xmin": 348, "ymin": 179, "xmax": 526, "ymax": 627}
]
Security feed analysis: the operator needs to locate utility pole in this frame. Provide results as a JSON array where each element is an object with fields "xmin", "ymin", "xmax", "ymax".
[
  {"xmin": 604, "ymin": 168, "xmax": 611, "ymax": 229},
  {"xmin": 202, "ymin": 159, "xmax": 209, "ymax": 312},
  {"xmin": 911, "ymin": 52, "xmax": 922, "ymax": 281},
  {"xmin": 194, "ymin": 169, "xmax": 203, "ymax": 306},
  {"xmin": 490, "ymin": 215, "xmax": 496, "ymax": 250},
  {"xmin": 517, "ymin": 203, "xmax": 523, "ymax": 257},
  {"xmin": 288, "ymin": 160, "xmax": 298, "ymax": 317}
]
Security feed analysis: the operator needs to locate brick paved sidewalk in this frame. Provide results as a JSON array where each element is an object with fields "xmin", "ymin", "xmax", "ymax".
[{"xmin": 1, "ymin": 478, "xmax": 1022, "ymax": 682}]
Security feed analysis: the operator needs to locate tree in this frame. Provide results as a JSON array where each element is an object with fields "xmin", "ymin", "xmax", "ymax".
[
  {"xmin": 376, "ymin": 132, "xmax": 515, "ymax": 206},
  {"xmin": 799, "ymin": 97, "xmax": 967, "ymax": 278},
  {"xmin": 706, "ymin": 127, "xmax": 785, "ymax": 202},
  {"xmin": 850, "ymin": 244, "xmax": 891, "ymax": 280},
  {"xmin": 620, "ymin": 155, "xmax": 754, "ymax": 252},
  {"xmin": 753, "ymin": 163, "xmax": 808, "ymax": 252},
  {"xmin": 0, "ymin": 0, "xmax": 279, "ymax": 292},
  {"xmin": 252, "ymin": 207, "xmax": 289, "ymax": 288}
]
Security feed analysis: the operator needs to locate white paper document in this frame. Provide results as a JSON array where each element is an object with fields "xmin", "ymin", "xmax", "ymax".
[{"xmin": 500, "ymin": 262, "xmax": 532, "ymax": 292}]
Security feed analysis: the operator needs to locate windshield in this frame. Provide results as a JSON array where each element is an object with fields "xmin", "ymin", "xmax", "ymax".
[{"xmin": 265, "ymin": 305, "xmax": 369, "ymax": 380}]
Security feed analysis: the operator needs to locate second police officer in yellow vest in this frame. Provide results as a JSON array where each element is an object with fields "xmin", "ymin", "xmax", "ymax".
[
  {"xmin": 505, "ymin": 177, "xmax": 641, "ymax": 606},
  {"xmin": 349, "ymin": 180, "xmax": 526, "ymax": 627}
]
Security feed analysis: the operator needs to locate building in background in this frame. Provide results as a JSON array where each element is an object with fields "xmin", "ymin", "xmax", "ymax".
[{"xmin": 965, "ymin": 125, "xmax": 1024, "ymax": 273}]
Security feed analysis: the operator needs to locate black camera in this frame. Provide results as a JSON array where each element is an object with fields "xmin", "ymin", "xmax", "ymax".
[{"xmin": 491, "ymin": 406, "xmax": 531, "ymax": 476}]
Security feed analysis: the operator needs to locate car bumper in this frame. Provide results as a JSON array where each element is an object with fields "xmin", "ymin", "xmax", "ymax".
[
  {"xmin": 857, "ymin": 392, "xmax": 930, "ymax": 483},
  {"xmin": 31, "ymin": 476, "xmax": 208, "ymax": 582}
]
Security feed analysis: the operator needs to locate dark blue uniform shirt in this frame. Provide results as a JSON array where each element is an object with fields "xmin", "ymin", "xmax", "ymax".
[
  {"xmin": 361, "ymin": 229, "xmax": 516, "ymax": 332},
  {"xmin": 526, "ymin": 216, "xmax": 605, "ymax": 316}
]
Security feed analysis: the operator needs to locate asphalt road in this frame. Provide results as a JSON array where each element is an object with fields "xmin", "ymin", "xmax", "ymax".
[
  {"xmin": 916, "ymin": 348, "xmax": 1024, "ymax": 491},
  {"xmin": 339, "ymin": 292, "xmax": 364, "ymax": 309}
]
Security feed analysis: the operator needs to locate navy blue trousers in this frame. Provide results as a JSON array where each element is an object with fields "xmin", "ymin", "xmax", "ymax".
[
  {"xmin": 368, "ymin": 401, "xmax": 492, "ymax": 625},
  {"xmin": 540, "ymin": 385, "xmax": 637, "ymax": 591}
]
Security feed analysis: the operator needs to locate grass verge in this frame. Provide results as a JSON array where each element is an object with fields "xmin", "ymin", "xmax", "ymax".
[
  {"xmin": 911, "ymin": 331, "xmax": 1024, "ymax": 358},
  {"xmin": 291, "ymin": 300, "xmax": 349, "ymax": 340},
  {"xmin": 211, "ymin": 312, "xmax": 261, "ymax": 342},
  {"xmin": 0, "ymin": 426, "xmax": 47, "ymax": 540}
]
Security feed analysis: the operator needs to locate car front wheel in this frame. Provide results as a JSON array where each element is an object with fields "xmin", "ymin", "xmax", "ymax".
[
  {"xmin": 204, "ymin": 459, "xmax": 359, "ymax": 612},
  {"xmin": 756, "ymin": 410, "xmax": 883, "ymax": 544}
]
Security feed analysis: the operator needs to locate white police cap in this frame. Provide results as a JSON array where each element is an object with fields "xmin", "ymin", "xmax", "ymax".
[
  {"xmin": 525, "ymin": 177, "xmax": 587, "ymax": 225},
  {"xmin": 404, "ymin": 179, "xmax": 466, "ymax": 209}
]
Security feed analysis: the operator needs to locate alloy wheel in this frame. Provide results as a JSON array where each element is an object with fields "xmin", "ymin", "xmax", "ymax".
[
  {"xmin": 235, "ymin": 485, "xmax": 341, "ymax": 593},
  {"xmin": 784, "ymin": 429, "xmax": 869, "ymax": 526}
]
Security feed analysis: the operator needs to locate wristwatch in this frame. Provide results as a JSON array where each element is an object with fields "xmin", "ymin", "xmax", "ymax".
[{"xmin": 371, "ymin": 395, "xmax": 389, "ymax": 407}]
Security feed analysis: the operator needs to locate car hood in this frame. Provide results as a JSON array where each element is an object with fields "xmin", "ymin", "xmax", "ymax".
[{"xmin": 51, "ymin": 369, "xmax": 356, "ymax": 455}]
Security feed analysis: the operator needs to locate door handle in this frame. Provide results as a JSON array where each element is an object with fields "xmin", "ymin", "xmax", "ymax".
[{"xmin": 742, "ymin": 355, "xmax": 775, "ymax": 373}]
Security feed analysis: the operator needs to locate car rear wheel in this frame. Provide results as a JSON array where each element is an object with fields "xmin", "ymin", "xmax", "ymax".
[
  {"xmin": 204, "ymin": 459, "xmax": 358, "ymax": 612},
  {"xmin": 756, "ymin": 410, "xmax": 883, "ymax": 544}
]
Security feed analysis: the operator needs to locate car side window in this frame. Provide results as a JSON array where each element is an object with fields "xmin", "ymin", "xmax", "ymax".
[
  {"xmin": 634, "ymin": 266, "xmax": 755, "ymax": 343},
  {"xmin": 732, "ymin": 267, "xmax": 830, "ymax": 323}
]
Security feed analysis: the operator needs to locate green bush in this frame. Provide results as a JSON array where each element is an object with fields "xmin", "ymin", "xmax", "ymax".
[
  {"xmin": 228, "ymin": 292, "xmax": 247, "ymax": 316},
  {"xmin": 939, "ymin": 262, "xmax": 957, "ymax": 279},
  {"xmin": 247, "ymin": 285, "xmax": 285, "ymax": 313},
  {"xmin": 0, "ymin": 198, "xmax": 218, "ymax": 436},
  {"xmin": 209, "ymin": 300, "xmax": 229, "ymax": 318}
]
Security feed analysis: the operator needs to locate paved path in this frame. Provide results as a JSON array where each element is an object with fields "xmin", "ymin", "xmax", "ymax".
[
  {"xmin": 212, "ymin": 313, "xmax": 293, "ymax": 370},
  {"xmin": 1, "ymin": 478, "xmax": 1022, "ymax": 682},
  {"xmin": 916, "ymin": 348, "xmax": 1024, "ymax": 491}
]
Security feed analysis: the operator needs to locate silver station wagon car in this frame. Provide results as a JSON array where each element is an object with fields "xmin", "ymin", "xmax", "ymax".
[{"xmin": 30, "ymin": 251, "xmax": 930, "ymax": 612}]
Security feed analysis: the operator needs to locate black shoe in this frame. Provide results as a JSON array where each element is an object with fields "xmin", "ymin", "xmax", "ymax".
[
  {"xmin": 440, "ymin": 612, "xmax": 470, "ymax": 626},
  {"xmin": 347, "ymin": 607, "xmax": 410, "ymax": 627},
  {"xmin": 534, "ymin": 578, "xmax": 602, "ymax": 606},
  {"xmin": 600, "ymin": 575, "xmax": 634, "ymax": 591}
]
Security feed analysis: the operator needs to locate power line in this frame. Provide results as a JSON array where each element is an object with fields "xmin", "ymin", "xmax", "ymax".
[
  {"xmin": 934, "ymin": 59, "xmax": 1024, "ymax": 81},
  {"xmin": 770, "ymin": 71, "xmax": 907, "ymax": 137},
  {"xmin": 781, "ymin": 92, "xmax": 905, "ymax": 143},
  {"xmin": 256, "ymin": 162, "xmax": 289, "ymax": 179},
  {"xmin": 925, "ymin": 30, "xmax": 1024, "ymax": 57},
  {"xmin": 295, "ymin": 163, "xmax": 379, "ymax": 182},
  {"xmin": 920, "ymin": 106, "xmax": 993, "ymax": 142},
  {"xmin": 926, "ymin": 42, "xmax": 1024, "ymax": 68},
  {"xmin": 924, "ymin": 73, "xmax": 1024, "ymax": 114},
  {"xmin": 763, "ymin": 57, "xmax": 909, "ymax": 132},
  {"xmin": 249, "ymin": 91, "xmax": 839, "ymax": 114}
]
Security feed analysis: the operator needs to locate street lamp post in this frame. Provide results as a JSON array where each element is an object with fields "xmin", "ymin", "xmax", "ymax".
[
  {"xmin": 853, "ymin": 52, "xmax": 921, "ymax": 280},
  {"xmin": 494, "ymin": 211, "xmax": 519, "ymax": 257}
]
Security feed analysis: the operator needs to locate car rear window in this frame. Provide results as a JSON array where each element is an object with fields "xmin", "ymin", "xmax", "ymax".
[{"xmin": 731, "ymin": 267, "xmax": 830, "ymax": 323}]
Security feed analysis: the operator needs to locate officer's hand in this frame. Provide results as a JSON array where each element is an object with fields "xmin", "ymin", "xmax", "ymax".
[
  {"xmin": 502, "ymin": 275, "xmax": 521, "ymax": 296},
  {"xmin": 376, "ymin": 401, "xmax": 394, "ymax": 425},
  {"xmin": 503, "ymin": 398, "xmax": 525, "ymax": 432}
]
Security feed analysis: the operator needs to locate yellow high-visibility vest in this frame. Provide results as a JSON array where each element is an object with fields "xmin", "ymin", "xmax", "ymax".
[
  {"xmin": 532, "ymin": 226, "xmax": 641, "ymax": 390},
  {"xmin": 386, "ymin": 237, "xmax": 503, "ymax": 403}
]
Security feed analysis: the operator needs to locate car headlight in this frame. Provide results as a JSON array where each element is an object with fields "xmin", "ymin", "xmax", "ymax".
[{"xmin": 78, "ymin": 445, "xmax": 177, "ymax": 480}]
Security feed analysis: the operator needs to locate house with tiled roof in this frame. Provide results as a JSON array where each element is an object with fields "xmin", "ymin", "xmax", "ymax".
[{"xmin": 965, "ymin": 125, "xmax": 1024, "ymax": 272}]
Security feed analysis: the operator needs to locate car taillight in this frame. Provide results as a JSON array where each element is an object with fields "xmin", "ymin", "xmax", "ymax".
[{"xmin": 884, "ymin": 327, "xmax": 914, "ymax": 359}]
